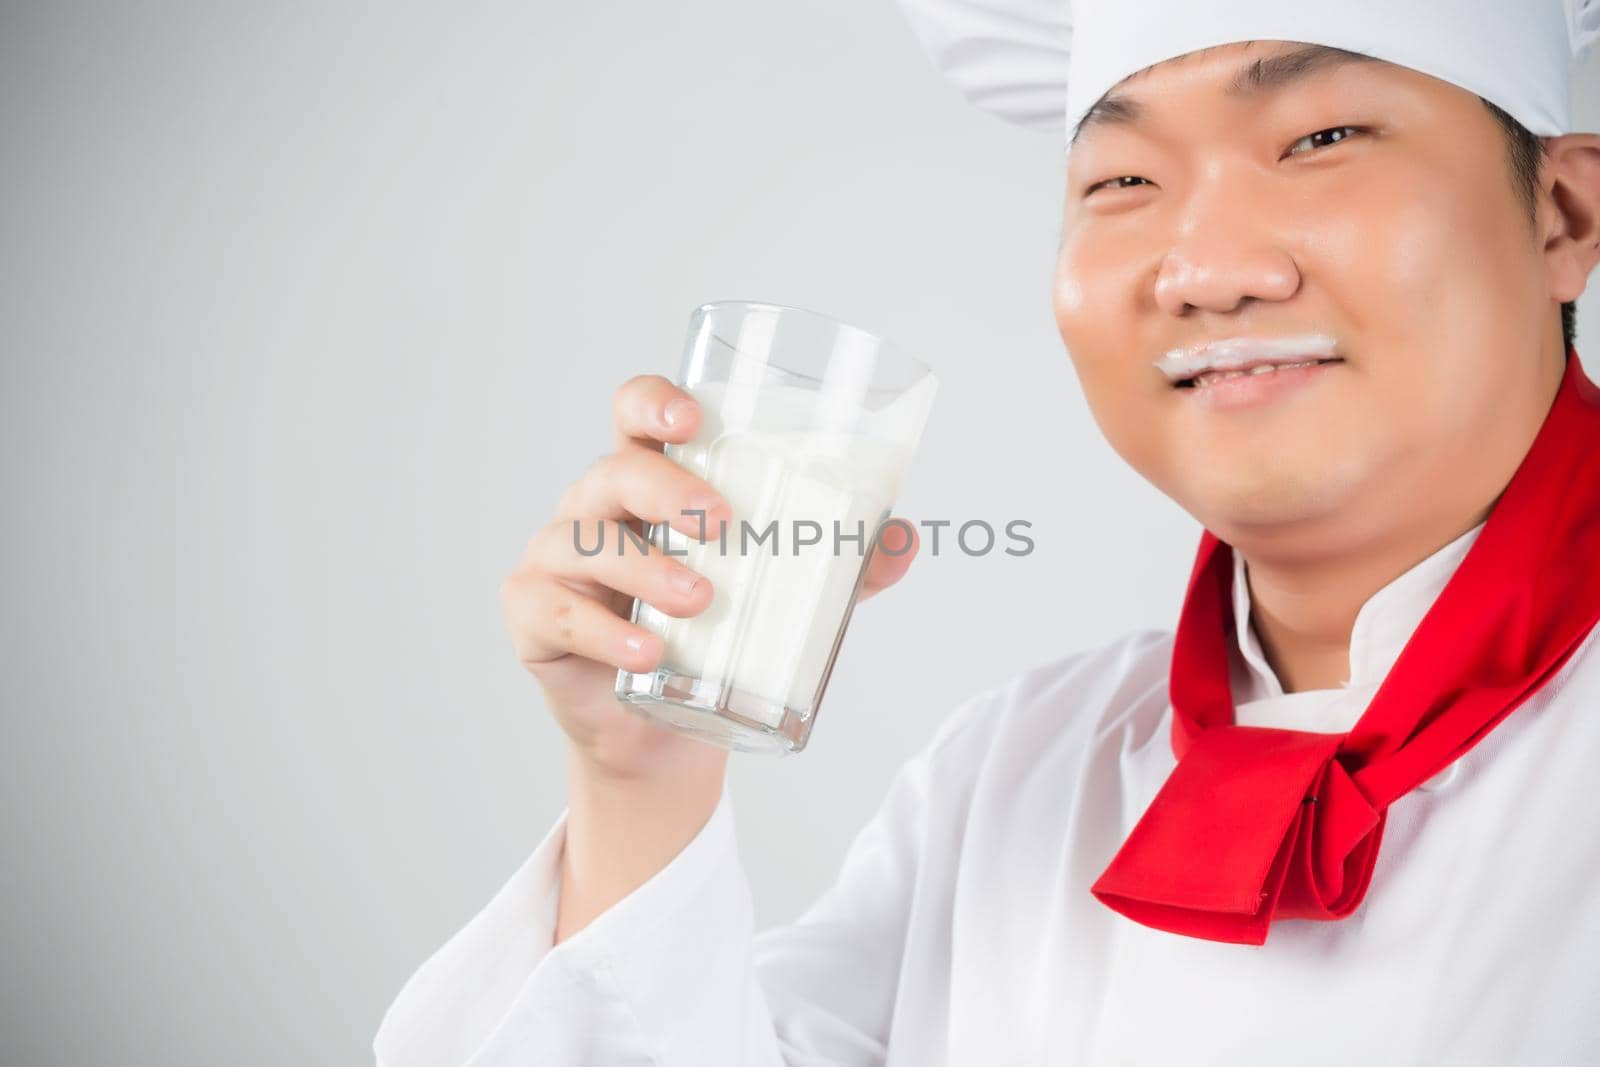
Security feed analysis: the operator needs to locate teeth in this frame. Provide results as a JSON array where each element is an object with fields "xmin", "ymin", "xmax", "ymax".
[{"xmin": 1190, "ymin": 359, "xmax": 1324, "ymax": 388}]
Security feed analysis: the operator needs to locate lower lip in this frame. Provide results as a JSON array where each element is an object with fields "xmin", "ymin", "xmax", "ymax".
[{"xmin": 1177, "ymin": 360, "xmax": 1342, "ymax": 412}]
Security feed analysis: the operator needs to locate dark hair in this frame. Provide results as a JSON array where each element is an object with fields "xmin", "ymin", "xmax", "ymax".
[{"xmin": 1478, "ymin": 97, "xmax": 1579, "ymax": 351}]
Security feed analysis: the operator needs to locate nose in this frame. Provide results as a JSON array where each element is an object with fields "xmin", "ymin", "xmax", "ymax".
[{"xmin": 1152, "ymin": 181, "xmax": 1303, "ymax": 317}]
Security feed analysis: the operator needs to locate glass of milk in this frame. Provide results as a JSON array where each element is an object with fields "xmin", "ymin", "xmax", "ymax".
[{"xmin": 613, "ymin": 301, "xmax": 937, "ymax": 755}]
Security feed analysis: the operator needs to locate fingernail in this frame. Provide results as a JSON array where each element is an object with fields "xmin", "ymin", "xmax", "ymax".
[
  {"xmin": 624, "ymin": 632, "xmax": 653, "ymax": 654},
  {"xmin": 670, "ymin": 567, "xmax": 702, "ymax": 595},
  {"xmin": 662, "ymin": 399, "xmax": 695, "ymax": 428}
]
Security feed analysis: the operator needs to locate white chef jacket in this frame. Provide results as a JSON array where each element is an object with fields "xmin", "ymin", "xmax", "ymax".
[{"xmin": 374, "ymin": 518, "xmax": 1600, "ymax": 1066}]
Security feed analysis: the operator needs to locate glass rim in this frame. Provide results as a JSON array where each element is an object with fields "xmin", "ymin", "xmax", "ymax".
[{"xmin": 693, "ymin": 299, "xmax": 935, "ymax": 381}]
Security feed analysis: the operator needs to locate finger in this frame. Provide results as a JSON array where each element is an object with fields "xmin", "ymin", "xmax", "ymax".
[
  {"xmin": 528, "ymin": 519, "xmax": 716, "ymax": 620},
  {"xmin": 858, "ymin": 518, "xmax": 919, "ymax": 603},
  {"xmin": 501, "ymin": 571, "xmax": 666, "ymax": 674},
  {"xmin": 555, "ymin": 448, "xmax": 733, "ymax": 542},
  {"xmin": 611, "ymin": 373, "xmax": 704, "ymax": 454}
]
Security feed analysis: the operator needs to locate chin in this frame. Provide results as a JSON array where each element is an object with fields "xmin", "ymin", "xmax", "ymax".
[{"xmin": 1176, "ymin": 462, "xmax": 1358, "ymax": 533}]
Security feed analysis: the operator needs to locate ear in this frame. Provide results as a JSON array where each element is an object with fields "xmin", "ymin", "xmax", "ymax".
[{"xmin": 1540, "ymin": 132, "xmax": 1600, "ymax": 305}]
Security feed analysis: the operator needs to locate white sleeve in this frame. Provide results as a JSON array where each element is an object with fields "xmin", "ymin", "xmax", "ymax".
[{"xmin": 372, "ymin": 695, "xmax": 992, "ymax": 1067}]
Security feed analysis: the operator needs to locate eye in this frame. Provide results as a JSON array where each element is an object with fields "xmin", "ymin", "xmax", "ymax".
[
  {"xmin": 1082, "ymin": 125, "xmax": 1368, "ymax": 198},
  {"xmin": 1084, "ymin": 175, "xmax": 1152, "ymax": 197},
  {"xmin": 1286, "ymin": 125, "xmax": 1367, "ymax": 156}
]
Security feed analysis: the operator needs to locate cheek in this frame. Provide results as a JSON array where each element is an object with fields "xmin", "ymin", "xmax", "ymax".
[
  {"xmin": 1302, "ymin": 159, "xmax": 1539, "ymax": 421},
  {"xmin": 1304, "ymin": 158, "xmax": 1529, "ymax": 346},
  {"xmin": 1052, "ymin": 234, "xmax": 1141, "ymax": 386},
  {"xmin": 1348, "ymin": 182, "xmax": 1459, "ymax": 312},
  {"xmin": 1292, "ymin": 168, "xmax": 1460, "ymax": 343},
  {"xmin": 1052, "ymin": 240, "xmax": 1171, "ymax": 472},
  {"xmin": 1051, "ymin": 233, "xmax": 1098, "ymax": 343}
]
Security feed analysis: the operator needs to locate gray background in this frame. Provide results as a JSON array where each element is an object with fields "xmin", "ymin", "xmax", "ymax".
[{"xmin": 3, "ymin": 3, "xmax": 1596, "ymax": 1063}]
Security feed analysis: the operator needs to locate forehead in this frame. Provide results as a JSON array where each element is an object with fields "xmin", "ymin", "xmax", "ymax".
[{"xmin": 1070, "ymin": 41, "xmax": 1390, "ymax": 147}]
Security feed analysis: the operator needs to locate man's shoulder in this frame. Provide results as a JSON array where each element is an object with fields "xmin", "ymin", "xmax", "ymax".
[{"xmin": 929, "ymin": 627, "xmax": 1177, "ymax": 769}]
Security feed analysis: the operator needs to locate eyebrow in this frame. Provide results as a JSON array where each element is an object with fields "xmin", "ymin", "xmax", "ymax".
[{"xmin": 1069, "ymin": 44, "xmax": 1382, "ymax": 146}]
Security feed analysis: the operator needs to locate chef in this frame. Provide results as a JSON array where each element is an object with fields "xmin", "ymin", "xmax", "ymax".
[{"xmin": 375, "ymin": 1, "xmax": 1600, "ymax": 1063}]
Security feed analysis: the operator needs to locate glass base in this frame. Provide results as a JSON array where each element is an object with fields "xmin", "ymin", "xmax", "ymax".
[{"xmin": 614, "ymin": 666, "xmax": 814, "ymax": 755}]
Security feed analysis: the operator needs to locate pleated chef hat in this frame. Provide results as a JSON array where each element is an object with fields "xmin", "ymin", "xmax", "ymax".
[{"xmin": 895, "ymin": 0, "xmax": 1600, "ymax": 143}]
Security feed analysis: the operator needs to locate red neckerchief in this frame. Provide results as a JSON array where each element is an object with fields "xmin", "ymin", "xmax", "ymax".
[{"xmin": 1091, "ymin": 345, "xmax": 1600, "ymax": 945}]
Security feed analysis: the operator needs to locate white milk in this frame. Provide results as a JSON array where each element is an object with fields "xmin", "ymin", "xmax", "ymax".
[{"xmin": 635, "ymin": 378, "xmax": 925, "ymax": 721}]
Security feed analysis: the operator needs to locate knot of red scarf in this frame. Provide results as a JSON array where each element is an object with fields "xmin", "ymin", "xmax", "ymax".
[{"xmin": 1091, "ymin": 346, "xmax": 1600, "ymax": 945}]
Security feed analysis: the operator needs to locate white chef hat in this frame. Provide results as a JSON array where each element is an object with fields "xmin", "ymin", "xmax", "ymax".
[{"xmin": 895, "ymin": 0, "xmax": 1600, "ymax": 143}]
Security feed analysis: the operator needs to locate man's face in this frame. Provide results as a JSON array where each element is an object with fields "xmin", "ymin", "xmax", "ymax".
[{"xmin": 1053, "ymin": 40, "xmax": 1562, "ymax": 547}]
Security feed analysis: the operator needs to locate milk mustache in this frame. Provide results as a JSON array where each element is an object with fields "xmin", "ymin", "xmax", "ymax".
[{"xmin": 634, "ymin": 376, "xmax": 930, "ymax": 720}]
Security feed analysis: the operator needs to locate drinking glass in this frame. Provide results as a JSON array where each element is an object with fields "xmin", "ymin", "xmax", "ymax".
[{"xmin": 613, "ymin": 300, "xmax": 937, "ymax": 755}]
